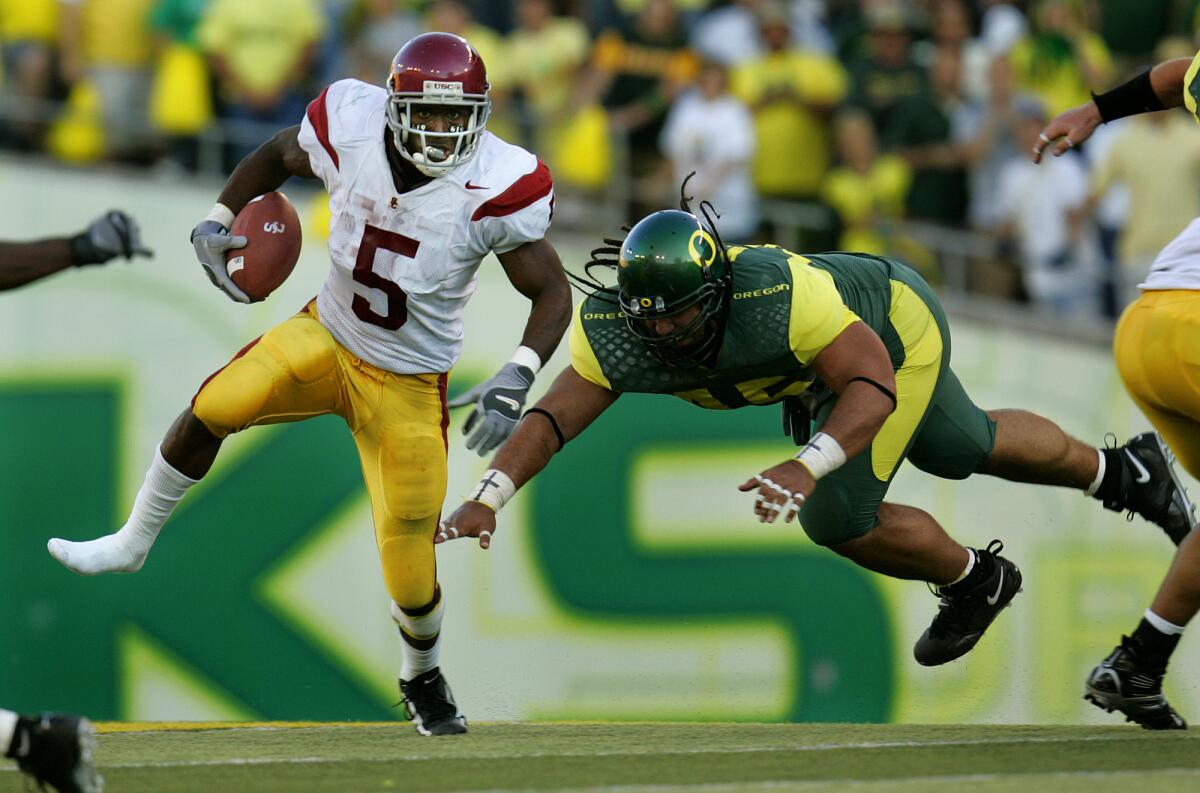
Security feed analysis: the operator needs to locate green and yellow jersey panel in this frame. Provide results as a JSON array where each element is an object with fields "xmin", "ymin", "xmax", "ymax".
[
  {"xmin": 1185, "ymin": 49, "xmax": 1200, "ymax": 124},
  {"xmin": 568, "ymin": 246, "xmax": 948, "ymax": 413}
]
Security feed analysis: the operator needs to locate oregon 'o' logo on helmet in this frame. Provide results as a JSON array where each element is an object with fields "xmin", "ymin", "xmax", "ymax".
[{"xmin": 688, "ymin": 229, "xmax": 717, "ymax": 269}]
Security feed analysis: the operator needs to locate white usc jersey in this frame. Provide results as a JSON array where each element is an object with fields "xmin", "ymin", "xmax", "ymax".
[
  {"xmin": 297, "ymin": 78, "xmax": 554, "ymax": 374},
  {"xmin": 1141, "ymin": 217, "xmax": 1200, "ymax": 291}
]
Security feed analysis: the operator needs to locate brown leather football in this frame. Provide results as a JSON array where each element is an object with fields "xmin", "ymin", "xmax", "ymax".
[{"xmin": 225, "ymin": 192, "xmax": 302, "ymax": 302}]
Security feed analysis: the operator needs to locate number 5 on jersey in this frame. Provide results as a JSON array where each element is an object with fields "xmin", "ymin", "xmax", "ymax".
[{"xmin": 353, "ymin": 225, "xmax": 419, "ymax": 330}]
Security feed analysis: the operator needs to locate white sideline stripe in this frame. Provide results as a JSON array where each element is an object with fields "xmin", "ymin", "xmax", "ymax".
[
  {"xmin": 449, "ymin": 768, "xmax": 1200, "ymax": 793},
  {"xmin": 0, "ymin": 732, "xmax": 1185, "ymax": 771}
]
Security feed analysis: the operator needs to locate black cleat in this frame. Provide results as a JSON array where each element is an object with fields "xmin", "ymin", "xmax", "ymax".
[
  {"xmin": 398, "ymin": 668, "xmax": 467, "ymax": 736},
  {"xmin": 1085, "ymin": 639, "xmax": 1187, "ymax": 730},
  {"xmin": 1103, "ymin": 432, "xmax": 1196, "ymax": 545},
  {"xmin": 914, "ymin": 540, "xmax": 1022, "ymax": 666},
  {"xmin": 6, "ymin": 713, "xmax": 102, "ymax": 793}
]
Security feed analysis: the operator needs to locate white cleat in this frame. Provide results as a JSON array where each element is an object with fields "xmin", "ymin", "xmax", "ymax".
[{"xmin": 47, "ymin": 535, "xmax": 146, "ymax": 575}]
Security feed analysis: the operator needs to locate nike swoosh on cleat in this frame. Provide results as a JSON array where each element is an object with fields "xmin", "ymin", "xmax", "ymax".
[
  {"xmin": 1125, "ymin": 449, "xmax": 1152, "ymax": 484},
  {"xmin": 986, "ymin": 568, "xmax": 1005, "ymax": 606}
]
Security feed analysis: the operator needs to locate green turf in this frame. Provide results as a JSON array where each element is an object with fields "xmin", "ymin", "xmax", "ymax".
[{"xmin": 2, "ymin": 723, "xmax": 1198, "ymax": 793}]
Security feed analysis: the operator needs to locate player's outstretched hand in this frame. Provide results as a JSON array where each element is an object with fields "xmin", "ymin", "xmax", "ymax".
[
  {"xmin": 448, "ymin": 362, "xmax": 535, "ymax": 456},
  {"xmin": 436, "ymin": 501, "xmax": 497, "ymax": 549},
  {"xmin": 738, "ymin": 459, "xmax": 815, "ymax": 524},
  {"xmin": 1032, "ymin": 101, "xmax": 1101, "ymax": 163},
  {"xmin": 72, "ymin": 210, "xmax": 154, "ymax": 266},
  {"xmin": 191, "ymin": 219, "xmax": 251, "ymax": 304}
]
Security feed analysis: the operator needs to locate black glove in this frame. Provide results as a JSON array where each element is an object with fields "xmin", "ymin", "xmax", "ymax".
[{"xmin": 70, "ymin": 210, "xmax": 153, "ymax": 266}]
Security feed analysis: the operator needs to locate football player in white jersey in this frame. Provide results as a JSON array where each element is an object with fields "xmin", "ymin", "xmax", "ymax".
[
  {"xmin": 46, "ymin": 33, "xmax": 572, "ymax": 735},
  {"xmin": 1, "ymin": 212, "xmax": 149, "ymax": 793},
  {"xmin": 1035, "ymin": 54, "xmax": 1200, "ymax": 729}
]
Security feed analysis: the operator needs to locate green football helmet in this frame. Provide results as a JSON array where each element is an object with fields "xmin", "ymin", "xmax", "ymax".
[{"xmin": 617, "ymin": 209, "xmax": 731, "ymax": 367}]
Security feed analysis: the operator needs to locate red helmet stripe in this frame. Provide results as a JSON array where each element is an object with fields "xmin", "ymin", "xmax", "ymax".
[
  {"xmin": 471, "ymin": 160, "xmax": 553, "ymax": 221},
  {"xmin": 305, "ymin": 86, "xmax": 339, "ymax": 170}
]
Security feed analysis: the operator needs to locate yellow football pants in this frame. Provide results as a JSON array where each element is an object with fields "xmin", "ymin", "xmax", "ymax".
[
  {"xmin": 1114, "ymin": 290, "xmax": 1200, "ymax": 479},
  {"xmin": 191, "ymin": 301, "xmax": 448, "ymax": 608}
]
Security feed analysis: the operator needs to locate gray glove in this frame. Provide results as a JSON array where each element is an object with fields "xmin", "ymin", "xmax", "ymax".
[
  {"xmin": 449, "ymin": 362, "xmax": 536, "ymax": 455},
  {"xmin": 190, "ymin": 219, "xmax": 250, "ymax": 304},
  {"xmin": 71, "ymin": 210, "xmax": 153, "ymax": 266}
]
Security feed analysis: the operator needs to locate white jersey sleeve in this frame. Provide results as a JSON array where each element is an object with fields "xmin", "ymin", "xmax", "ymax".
[
  {"xmin": 467, "ymin": 158, "xmax": 555, "ymax": 255},
  {"xmin": 297, "ymin": 79, "xmax": 384, "ymax": 194}
]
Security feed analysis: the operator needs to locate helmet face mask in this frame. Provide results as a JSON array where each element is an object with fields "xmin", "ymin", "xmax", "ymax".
[
  {"xmin": 386, "ymin": 32, "xmax": 491, "ymax": 178},
  {"xmin": 616, "ymin": 209, "xmax": 731, "ymax": 368}
]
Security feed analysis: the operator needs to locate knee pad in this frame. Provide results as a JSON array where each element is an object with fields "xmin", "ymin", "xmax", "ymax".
[
  {"xmin": 379, "ymin": 428, "xmax": 447, "ymax": 522},
  {"xmin": 192, "ymin": 356, "xmax": 276, "ymax": 437},
  {"xmin": 378, "ymin": 525, "xmax": 437, "ymax": 608}
]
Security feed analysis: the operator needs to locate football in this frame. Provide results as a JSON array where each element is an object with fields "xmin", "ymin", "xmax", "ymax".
[{"xmin": 225, "ymin": 191, "xmax": 302, "ymax": 302}]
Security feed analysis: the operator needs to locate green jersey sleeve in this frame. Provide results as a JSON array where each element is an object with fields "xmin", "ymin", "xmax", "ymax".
[{"xmin": 568, "ymin": 299, "xmax": 616, "ymax": 391}]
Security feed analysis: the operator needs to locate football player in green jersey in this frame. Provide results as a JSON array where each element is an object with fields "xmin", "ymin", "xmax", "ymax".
[{"xmin": 438, "ymin": 200, "xmax": 1193, "ymax": 669}]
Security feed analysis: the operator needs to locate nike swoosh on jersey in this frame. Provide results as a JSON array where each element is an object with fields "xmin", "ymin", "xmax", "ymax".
[{"xmin": 465, "ymin": 181, "xmax": 487, "ymax": 190}]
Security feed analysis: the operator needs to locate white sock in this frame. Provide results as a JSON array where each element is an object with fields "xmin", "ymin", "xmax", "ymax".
[
  {"xmin": 943, "ymin": 548, "xmax": 976, "ymax": 588},
  {"xmin": 1145, "ymin": 608, "xmax": 1186, "ymax": 636},
  {"xmin": 48, "ymin": 445, "xmax": 198, "ymax": 575},
  {"xmin": 1086, "ymin": 448, "xmax": 1106, "ymax": 496},
  {"xmin": 391, "ymin": 589, "xmax": 444, "ymax": 681},
  {"xmin": 0, "ymin": 709, "xmax": 18, "ymax": 756}
]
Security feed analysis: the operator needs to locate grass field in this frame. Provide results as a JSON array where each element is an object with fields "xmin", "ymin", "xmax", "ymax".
[{"xmin": 2, "ymin": 722, "xmax": 1198, "ymax": 793}]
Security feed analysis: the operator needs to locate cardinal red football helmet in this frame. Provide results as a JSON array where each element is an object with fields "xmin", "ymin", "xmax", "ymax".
[{"xmin": 386, "ymin": 32, "xmax": 491, "ymax": 177}]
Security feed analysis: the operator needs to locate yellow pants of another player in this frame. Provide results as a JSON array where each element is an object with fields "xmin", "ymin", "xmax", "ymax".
[
  {"xmin": 191, "ymin": 301, "xmax": 448, "ymax": 609},
  {"xmin": 1114, "ymin": 290, "xmax": 1200, "ymax": 479}
]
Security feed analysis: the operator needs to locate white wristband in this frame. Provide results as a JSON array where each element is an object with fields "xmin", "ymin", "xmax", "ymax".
[
  {"xmin": 207, "ymin": 203, "xmax": 236, "ymax": 229},
  {"xmin": 469, "ymin": 469, "xmax": 517, "ymax": 512},
  {"xmin": 510, "ymin": 345, "xmax": 542, "ymax": 375},
  {"xmin": 794, "ymin": 432, "xmax": 847, "ymax": 480}
]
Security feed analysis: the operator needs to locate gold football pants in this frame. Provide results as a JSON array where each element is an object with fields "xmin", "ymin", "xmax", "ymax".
[
  {"xmin": 191, "ymin": 301, "xmax": 448, "ymax": 608},
  {"xmin": 1114, "ymin": 290, "xmax": 1200, "ymax": 479}
]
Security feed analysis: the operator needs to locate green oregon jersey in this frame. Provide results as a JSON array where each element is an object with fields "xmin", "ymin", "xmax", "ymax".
[{"xmin": 569, "ymin": 245, "xmax": 943, "ymax": 410}]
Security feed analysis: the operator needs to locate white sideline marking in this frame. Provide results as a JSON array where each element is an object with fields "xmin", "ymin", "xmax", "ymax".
[
  {"xmin": 450, "ymin": 768, "xmax": 1200, "ymax": 793},
  {"xmin": 0, "ymin": 731, "xmax": 1188, "ymax": 771}
]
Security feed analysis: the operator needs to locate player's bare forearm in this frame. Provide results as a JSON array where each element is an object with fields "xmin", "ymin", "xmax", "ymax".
[
  {"xmin": 491, "ymin": 365, "xmax": 618, "ymax": 488},
  {"xmin": 1150, "ymin": 57, "xmax": 1193, "ymax": 108},
  {"xmin": 497, "ymin": 239, "xmax": 572, "ymax": 364},
  {"xmin": 1035, "ymin": 57, "xmax": 1193, "ymax": 162},
  {"xmin": 0, "ymin": 238, "xmax": 74, "ymax": 291},
  {"xmin": 810, "ymin": 321, "xmax": 896, "ymax": 458},
  {"xmin": 216, "ymin": 126, "xmax": 315, "ymax": 213}
]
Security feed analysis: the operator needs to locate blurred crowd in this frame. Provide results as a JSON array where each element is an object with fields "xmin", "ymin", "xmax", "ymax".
[{"xmin": 1, "ymin": 0, "xmax": 1199, "ymax": 319}]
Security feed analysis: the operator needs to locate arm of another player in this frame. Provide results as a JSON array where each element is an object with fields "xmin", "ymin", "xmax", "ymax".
[
  {"xmin": 439, "ymin": 365, "xmax": 619, "ymax": 548},
  {"xmin": 450, "ymin": 238, "xmax": 573, "ymax": 455},
  {"xmin": 739, "ymin": 321, "xmax": 896, "ymax": 523},
  {"xmin": 192, "ymin": 125, "xmax": 316, "ymax": 303},
  {"xmin": 0, "ymin": 211, "xmax": 151, "ymax": 292},
  {"xmin": 1033, "ymin": 57, "xmax": 1192, "ymax": 163}
]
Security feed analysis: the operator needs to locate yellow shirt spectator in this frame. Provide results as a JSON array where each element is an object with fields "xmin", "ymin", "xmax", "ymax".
[
  {"xmin": 822, "ymin": 155, "xmax": 911, "ymax": 254},
  {"xmin": 1009, "ymin": 32, "xmax": 1113, "ymax": 118},
  {"xmin": 1090, "ymin": 114, "xmax": 1200, "ymax": 263},
  {"xmin": 60, "ymin": 0, "xmax": 156, "ymax": 67},
  {"xmin": 0, "ymin": 0, "xmax": 58, "ymax": 43},
  {"xmin": 731, "ymin": 50, "xmax": 847, "ymax": 198},
  {"xmin": 197, "ymin": 0, "xmax": 324, "ymax": 97},
  {"xmin": 506, "ymin": 17, "xmax": 589, "ymax": 119}
]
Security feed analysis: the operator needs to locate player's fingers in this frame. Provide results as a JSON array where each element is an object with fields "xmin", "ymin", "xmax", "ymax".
[
  {"xmin": 1052, "ymin": 138, "xmax": 1074, "ymax": 157},
  {"xmin": 479, "ymin": 529, "xmax": 492, "ymax": 549},
  {"xmin": 446, "ymin": 387, "xmax": 481, "ymax": 409},
  {"xmin": 461, "ymin": 408, "xmax": 481, "ymax": 438},
  {"xmin": 738, "ymin": 476, "xmax": 761, "ymax": 492}
]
